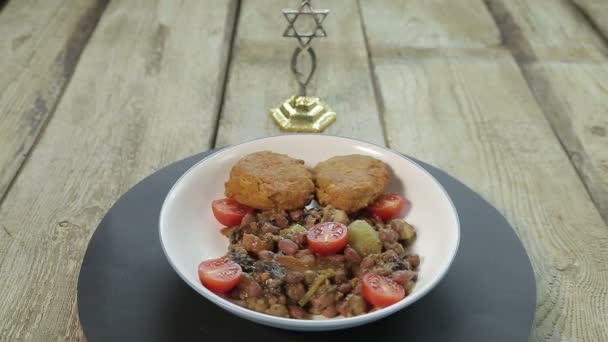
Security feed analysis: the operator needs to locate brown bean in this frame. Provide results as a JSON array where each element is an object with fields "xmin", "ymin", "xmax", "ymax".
[
  {"xmin": 379, "ymin": 228, "xmax": 399, "ymax": 243},
  {"xmin": 259, "ymin": 272, "xmax": 270, "ymax": 282},
  {"xmin": 294, "ymin": 231, "xmax": 307, "ymax": 246},
  {"xmin": 288, "ymin": 305, "xmax": 307, "ymax": 319},
  {"xmin": 348, "ymin": 295, "xmax": 368, "ymax": 316},
  {"xmin": 298, "ymin": 254, "xmax": 316, "ymax": 268},
  {"xmin": 336, "ymin": 300, "xmax": 349, "ymax": 317},
  {"xmin": 242, "ymin": 234, "xmax": 264, "ymax": 253},
  {"xmin": 245, "ymin": 297, "xmax": 269, "ymax": 312},
  {"xmin": 246, "ymin": 281, "xmax": 263, "ymax": 298},
  {"xmin": 261, "ymin": 222, "xmax": 280, "ymax": 234},
  {"xmin": 381, "ymin": 250, "xmax": 399, "ymax": 262},
  {"xmin": 304, "ymin": 270, "xmax": 317, "ymax": 285},
  {"xmin": 286, "ymin": 283, "xmax": 306, "ymax": 301},
  {"xmin": 285, "ymin": 271, "xmax": 304, "ymax": 284},
  {"xmin": 278, "ymin": 238, "xmax": 299, "ymax": 255},
  {"xmin": 334, "ymin": 268, "xmax": 348, "ymax": 284},
  {"xmin": 268, "ymin": 294, "xmax": 287, "ymax": 305},
  {"xmin": 258, "ymin": 250, "xmax": 275, "ymax": 261},
  {"xmin": 240, "ymin": 213, "xmax": 256, "ymax": 227},
  {"xmin": 351, "ymin": 282, "xmax": 362, "ymax": 295},
  {"xmin": 338, "ymin": 283, "xmax": 352, "ymax": 294},
  {"xmin": 407, "ymin": 254, "xmax": 420, "ymax": 269},
  {"xmin": 391, "ymin": 270, "xmax": 417, "ymax": 285},
  {"xmin": 295, "ymin": 249, "xmax": 313, "ymax": 258},
  {"xmin": 290, "ymin": 209, "xmax": 304, "ymax": 221},
  {"xmin": 274, "ymin": 213, "xmax": 289, "ymax": 228},
  {"xmin": 318, "ymin": 254, "xmax": 345, "ymax": 269},
  {"xmin": 266, "ymin": 304, "xmax": 289, "ymax": 318},
  {"xmin": 389, "ymin": 219, "xmax": 405, "ymax": 233},
  {"xmin": 360, "ymin": 255, "xmax": 377, "ymax": 270},
  {"xmin": 344, "ymin": 247, "xmax": 362, "ymax": 264},
  {"xmin": 310, "ymin": 291, "xmax": 335, "ymax": 314},
  {"xmin": 321, "ymin": 305, "xmax": 338, "ymax": 318},
  {"xmin": 384, "ymin": 242, "xmax": 406, "ymax": 257}
]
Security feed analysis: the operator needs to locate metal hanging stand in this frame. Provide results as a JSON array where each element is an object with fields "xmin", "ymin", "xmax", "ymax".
[{"xmin": 270, "ymin": 0, "xmax": 336, "ymax": 133}]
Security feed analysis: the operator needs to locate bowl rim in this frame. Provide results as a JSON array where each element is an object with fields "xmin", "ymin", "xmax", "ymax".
[{"xmin": 159, "ymin": 133, "xmax": 460, "ymax": 328}]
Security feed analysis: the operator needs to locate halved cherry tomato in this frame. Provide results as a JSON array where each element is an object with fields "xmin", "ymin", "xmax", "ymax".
[
  {"xmin": 361, "ymin": 272, "xmax": 406, "ymax": 308},
  {"xmin": 306, "ymin": 222, "xmax": 348, "ymax": 255},
  {"xmin": 367, "ymin": 193, "xmax": 409, "ymax": 221},
  {"xmin": 198, "ymin": 258, "xmax": 242, "ymax": 293},
  {"xmin": 211, "ymin": 198, "xmax": 253, "ymax": 227}
]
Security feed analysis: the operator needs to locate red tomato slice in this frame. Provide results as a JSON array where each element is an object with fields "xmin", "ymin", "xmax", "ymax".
[
  {"xmin": 362, "ymin": 272, "xmax": 406, "ymax": 308},
  {"xmin": 367, "ymin": 193, "xmax": 409, "ymax": 221},
  {"xmin": 198, "ymin": 258, "xmax": 242, "ymax": 293},
  {"xmin": 306, "ymin": 222, "xmax": 348, "ymax": 255},
  {"xmin": 211, "ymin": 198, "xmax": 253, "ymax": 227}
]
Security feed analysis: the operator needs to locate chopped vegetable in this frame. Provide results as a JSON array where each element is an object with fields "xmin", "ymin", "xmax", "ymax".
[
  {"xmin": 289, "ymin": 224, "xmax": 307, "ymax": 233},
  {"xmin": 347, "ymin": 220, "xmax": 382, "ymax": 257},
  {"xmin": 276, "ymin": 255, "xmax": 308, "ymax": 272},
  {"xmin": 321, "ymin": 206, "xmax": 350, "ymax": 225},
  {"xmin": 399, "ymin": 222, "xmax": 416, "ymax": 241},
  {"xmin": 220, "ymin": 226, "xmax": 236, "ymax": 237},
  {"xmin": 298, "ymin": 271, "xmax": 333, "ymax": 306}
]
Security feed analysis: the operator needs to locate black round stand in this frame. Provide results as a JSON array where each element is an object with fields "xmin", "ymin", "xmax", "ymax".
[{"xmin": 78, "ymin": 151, "xmax": 536, "ymax": 341}]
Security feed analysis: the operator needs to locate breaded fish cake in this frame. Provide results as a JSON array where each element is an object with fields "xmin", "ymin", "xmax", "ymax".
[
  {"xmin": 225, "ymin": 151, "xmax": 314, "ymax": 210},
  {"xmin": 314, "ymin": 155, "xmax": 389, "ymax": 213}
]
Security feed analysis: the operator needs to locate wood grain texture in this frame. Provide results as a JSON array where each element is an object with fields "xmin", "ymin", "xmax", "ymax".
[
  {"xmin": 360, "ymin": 1, "xmax": 608, "ymax": 341},
  {"xmin": 573, "ymin": 0, "xmax": 608, "ymax": 40},
  {"xmin": 486, "ymin": 0, "xmax": 607, "ymax": 62},
  {"xmin": 0, "ymin": 0, "xmax": 237, "ymax": 340},
  {"xmin": 0, "ymin": 0, "xmax": 107, "ymax": 202},
  {"xmin": 214, "ymin": 0, "xmax": 385, "ymax": 147},
  {"xmin": 485, "ymin": 0, "xmax": 608, "ymax": 223}
]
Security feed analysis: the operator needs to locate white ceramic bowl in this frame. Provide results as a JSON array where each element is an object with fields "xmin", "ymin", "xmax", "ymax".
[{"xmin": 159, "ymin": 134, "xmax": 459, "ymax": 331}]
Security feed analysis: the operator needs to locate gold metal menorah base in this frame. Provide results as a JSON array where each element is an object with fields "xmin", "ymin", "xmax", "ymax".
[{"xmin": 270, "ymin": 95, "xmax": 336, "ymax": 133}]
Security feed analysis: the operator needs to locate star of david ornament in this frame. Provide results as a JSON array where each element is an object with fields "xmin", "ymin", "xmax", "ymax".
[
  {"xmin": 270, "ymin": 0, "xmax": 337, "ymax": 133},
  {"xmin": 282, "ymin": 0, "xmax": 329, "ymax": 48}
]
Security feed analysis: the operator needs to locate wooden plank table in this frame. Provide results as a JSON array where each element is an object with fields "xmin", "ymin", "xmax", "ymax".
[{"xmin": 0, "ymin": 0, "xmax": 606, "ymax": 340}]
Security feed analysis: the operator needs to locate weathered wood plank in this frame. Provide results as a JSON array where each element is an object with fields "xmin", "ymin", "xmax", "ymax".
[
  {"xmin": 360, "ymin": 1, "xmax": 608, "ymax": 341},
  {"xmin": 485, "ymin": 0, "xmax": 608, "ymax": 223},
  {"xmin": 573, "ymin": 0, "xmax": 608, "ymax": 41},
  {"xmin": 215, "ymin": 0, "xmax": 385, "ymax": 147},
  {"xmin": 0, "ymin": 0, "xmax": 238, "ymax": 340},
  {"xmin": 487, "ymin": 0, "xmax": 607, "ymax": 62},
  {"xmin": 0, "ymin": 0, "xmax": 107, "ymax": 202}
]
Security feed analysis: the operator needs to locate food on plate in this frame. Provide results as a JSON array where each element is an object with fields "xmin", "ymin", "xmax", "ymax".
[
  {"xmin": 198, "ymin": 258, "xmax": 243, "ymax": 293},
  {"xmin": 224, "ymin": 151, "xmax": 315, "ymax": 210},
  {"xmin": 313, "ymin": 155, "xmax": 389, "ymax": 213},
  {"xmin": 211, "ymin": 198, "xmax": 254, "ymax": 227},
  {"xmin": 306, "ymin": 222, "xmax": 349, "ymax": 256},
  {"xmin": 346, "ymin": 220, "xmax": 382, "ymax": 257},
  {"xmin": 367, "ymin": 193, "xmax": 410, "ymax": 221},
  {"xmin": 198, "ymin": 152, "xmax": 419, "ymax": 319}
]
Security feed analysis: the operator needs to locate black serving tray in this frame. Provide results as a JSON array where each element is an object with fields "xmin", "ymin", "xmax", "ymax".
[{"xmin": 78, "ymin": 150, "xmax": 536, "ymax": 342}]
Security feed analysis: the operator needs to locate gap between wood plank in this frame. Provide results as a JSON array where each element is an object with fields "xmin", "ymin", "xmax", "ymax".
[
  {"xmin": 483, "ymin": 0, "xmax": 608, "ymax": 225},
  {"xmin": 0, "ymin": 0, "xmax": 109, "ymax": 208},
  {"xmin": 211, "ymin": 0, "xmax": 241, "ymax": 148},
  {"xmin": 356, "ymin": 0, "xmax": 389, "ymax": 148}
]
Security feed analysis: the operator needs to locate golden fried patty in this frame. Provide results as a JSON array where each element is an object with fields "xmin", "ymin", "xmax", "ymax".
[
  {"xmin": 314, "ymin": 155, "xmax": 389, "ymax": 213},
  {"xmin": 225, "ymin": 151, "xmax": 315, "ymax": 210}
]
